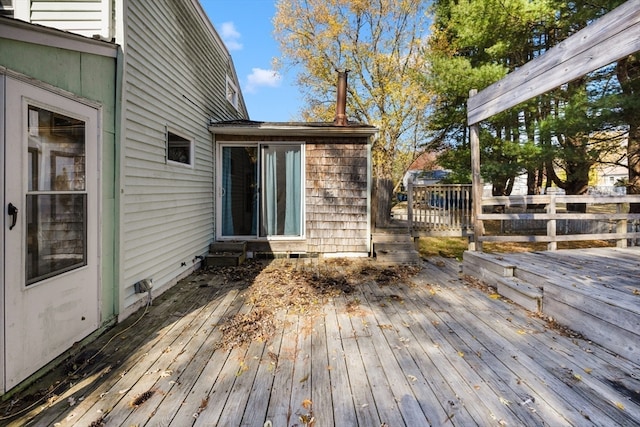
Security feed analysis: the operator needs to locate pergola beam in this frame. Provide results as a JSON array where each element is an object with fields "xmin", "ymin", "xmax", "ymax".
[{"xmin": 467, "ymin": 0, "xmax": 640, "ymax": 125}]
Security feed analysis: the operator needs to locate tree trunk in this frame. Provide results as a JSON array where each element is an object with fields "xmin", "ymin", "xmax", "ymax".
[{"xmin": 617, "ymin": 54, "xmax": 640, "ymax": 213}]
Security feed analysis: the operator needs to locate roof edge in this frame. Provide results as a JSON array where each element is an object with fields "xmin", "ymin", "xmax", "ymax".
[
  {"xmin": 209, "ymin": 120, "xmax": 378, "ymax": 137},
  {"xmin": 0, "ymin": 16, "xmax": 118, "ymax": 58}
]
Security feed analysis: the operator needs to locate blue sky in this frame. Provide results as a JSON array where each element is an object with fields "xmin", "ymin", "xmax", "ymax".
[{"xmin": 200, "ymin": 0, "xmax": 303, "ymax": 122}]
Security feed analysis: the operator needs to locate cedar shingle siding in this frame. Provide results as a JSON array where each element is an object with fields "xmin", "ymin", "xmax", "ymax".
[{"xmin": 306, "ymin": 142, "xmax": 369, "ymax": 254}]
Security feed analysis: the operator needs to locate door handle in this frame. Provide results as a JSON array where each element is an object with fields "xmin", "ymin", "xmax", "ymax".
[{"xmin": 8, "ymin": 202, "xmax": 18, "ymax": 230}]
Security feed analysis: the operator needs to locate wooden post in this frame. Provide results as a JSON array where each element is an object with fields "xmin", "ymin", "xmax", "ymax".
[
  {"xmin": 469, "ymin": 89, "xmax": 484, "ymax": 252},
  {"xmin": 617, "ymin": 202, "xmax": 627, "ymax": 248},
  {"xmin": 547, "ymin": 195, "xmax": 557, "ymax": 251},
  {"xmin": 407, "ymin": 179, "xmax": 414, "ymax": 233}
]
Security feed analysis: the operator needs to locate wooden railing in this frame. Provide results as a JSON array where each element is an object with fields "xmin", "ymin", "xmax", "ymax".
[
  {"xmin": 477, "ymin": 194, "xmax": 640, "ymax": 250},
  {"xmin": 407, "ymin": 183, "xmax": 473, "ymax": 237}
]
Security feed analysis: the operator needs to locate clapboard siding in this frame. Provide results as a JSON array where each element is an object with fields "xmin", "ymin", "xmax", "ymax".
[
  {"xmin": 121, "ymin": 0, "xmax": 246, "ymax": 309},
  {"xmin": 29, "ymin": 0, "xmax": 108, "ymax": 39},
  {"xmin": 306, "ymin": 141, "xmax": 370, "ymax": 254}
]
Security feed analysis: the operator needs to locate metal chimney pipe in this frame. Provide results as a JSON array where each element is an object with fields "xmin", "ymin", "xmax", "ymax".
[{"xmin": 334, "ymin": 70, "xmax": 349, "ymax": 126}]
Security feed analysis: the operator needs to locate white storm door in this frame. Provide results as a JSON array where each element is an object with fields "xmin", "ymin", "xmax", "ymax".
[{"xmin": 4, "ymin": 77, "xmax": 100, "ymax": 390}]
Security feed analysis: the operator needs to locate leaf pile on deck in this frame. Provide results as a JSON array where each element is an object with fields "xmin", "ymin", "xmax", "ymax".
[{"xmin": 211, "ymin": 259, "xmax": 419, "ymax": 350}]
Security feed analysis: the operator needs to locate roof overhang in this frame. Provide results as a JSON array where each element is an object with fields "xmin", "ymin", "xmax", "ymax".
[
  {"xmin": 0, "ymin": 16, "xmax": 118, "ymax": 58},
  {"xmin": 209, "ymin": 120, "xmax": 378, "ymax": 138}
]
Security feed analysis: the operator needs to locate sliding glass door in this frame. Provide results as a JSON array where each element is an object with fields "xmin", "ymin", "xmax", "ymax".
[
  {"xmin": 219, "ymin": 143, "xmax": 303, "ymax": 239},
  {"xmin": 261, "ymin": 144, "xmax": 302, "ymax": 236},
  {"xmin": 221, "ymin": 146, "xmax": 258, "ymax": 237}
]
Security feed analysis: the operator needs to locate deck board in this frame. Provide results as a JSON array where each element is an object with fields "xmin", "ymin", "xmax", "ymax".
[{"xmin": 4, "ymin": 253, "xmax": 640, "ymax": 427}]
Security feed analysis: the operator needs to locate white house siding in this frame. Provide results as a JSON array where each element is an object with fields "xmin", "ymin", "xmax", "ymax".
[
  {"xmin": 120, "ymin": 0, "xmax": 246, "ymax": 310},
  {"xmin": 29, "ymin": 0, "xmax": 112, "ymax": 40}
]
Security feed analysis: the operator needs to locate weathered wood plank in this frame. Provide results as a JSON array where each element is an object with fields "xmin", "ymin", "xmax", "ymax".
[
  {"xmin": 386, "ymin": 281, "xmax": 506, "ymax": 425},
  {"xmin": 28, "ymin": 281, "xmax": 217, "ymax": 427},
  {"xmin": 122, "ymin": 288, "xmax": 243, "ymax": 427},
  {"xmin": 7, "ymin": 256, "xmax": 640, "ymax": 427},
  {"xmin": 346, "ymin": 302, "xmax": 406, "ymax": 426},
  {"xmin": 70, "ymin": 288, "xmax": 232, "ymax": 427},
  {"xmin": 264, "ymin": 313, "xmax": 299, "ymax": 426},
  {"xmin": 239, "ymin": 310, "xmax": 286, "ymax": 427},
  {"xmin": 359, "ymin": 280, "xmax": 457, "ymax": 426},
  {"xmin": 323, "ymin": 298, "xmax": 358, "ymax": 427},
  {"xmin": 428, "ymin": 263, "xmax": 639, "ymax": 425},
  {"xmin": 143, "ymin": 289, "xmax": 244, "ymax": 426},
  {"xmin": 399, "ymin": 279, "xmax": 538, "ymax": 426},
  {"xmin": 479, "ymin": 232, "xmax": 640, "ymax": 243},
  {"xmin": 309, "ymin": 309, "xmax": 335, "ymax": 427},
  {"xmin": 192, "ymin": 302, "xmax": 258, "ymax": 426},
  {"xmin": 416, "ymin": 272, "xmax": 601, "ymax": 425},
  {"xmin": 166, "ymin": 299, "xmax": 248, "ymax": 426},
  {"xmin": 351, "ymin": 287, "xmax": 431, "ymax": 426},
  {"xmin": 334, "ymin": 296, "xmax": 381, "ymax": 426},
  {"xmin": 288, "ymin": 315, "xmax": 314, "ymax": 426},
  {"xmin": 468, "ymin": 1, "xmax": 640, "ymax": 124},
  {"xmin": 215, "ymin": 340, "xmax": 268, "ymax": 426},
  {"xmin": 544, "ymin": 297, "xmax": 640, "ymax": 367}
]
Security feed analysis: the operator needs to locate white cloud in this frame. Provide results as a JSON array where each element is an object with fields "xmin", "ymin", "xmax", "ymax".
[
  {"xmin": 245, "ymin": 68, "xmax": 282, "ymax": 93},
  {"xmin": 219, "ymin": 21, "xmax": 242, "ymax": 51}
]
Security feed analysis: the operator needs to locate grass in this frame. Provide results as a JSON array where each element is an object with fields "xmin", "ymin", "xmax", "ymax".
[
  {"xmin": 400, "ymin": 199, "xmax": 624, "ymax": 259},
  {"xmin": 417, "ymin": 236, "xmax": 615, "ymax": 260}
]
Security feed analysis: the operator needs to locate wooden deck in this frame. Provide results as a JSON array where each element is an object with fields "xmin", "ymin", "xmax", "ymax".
[{"xmin": 3, "ymin": 257, "xmax": 640, "ymax": 426}]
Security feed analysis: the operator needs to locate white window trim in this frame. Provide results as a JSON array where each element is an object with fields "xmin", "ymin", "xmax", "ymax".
[
  {"xmin": 166, "ymin": 127, "xmax": 195, "ymax": 168},
  {"xmin": 216, "ymin": 141, "xmax": 306, "ymax": 241},
  {"xmin": 225, "ymin": 76, "xmax": 239, "ymax": 110}
]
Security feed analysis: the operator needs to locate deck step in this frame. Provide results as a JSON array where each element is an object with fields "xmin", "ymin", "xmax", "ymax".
[
  {"xmin": 463, "ymin": 251, "xmax": 515, "ymax": 277},
  {"xmin": 372, "ymin": 229, "xmax": 413, "ymax": 244},
  {"xmin": 207, "ymin": 241, "xmax": 247, "ymax": 266},
  {"xmin": 543, "ymin": 280, "xmax": 640, "ymax": 364},
  {"xmin": 462, "ymin": 252, "xmax": 542, "ymax": 312},
  {"xmin": 496, "ymin": 277, "xmax": 542, "ymax": 313},
  {"xmin": 373, "ymin": 242, "xmax": 421, "ymax": 265},
  {"xmin": 461, "ymin": 248, "xmax": 640, "ymax": 365}
]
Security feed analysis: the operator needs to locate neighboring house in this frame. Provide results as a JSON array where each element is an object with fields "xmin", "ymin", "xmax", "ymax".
[
  {"xmin": 0, "ymin": 0, "xmax": 247, "ymax": 395},
  {"xmin": 401, "ymin": 151, "xmax": 440, "ymax": 189}
]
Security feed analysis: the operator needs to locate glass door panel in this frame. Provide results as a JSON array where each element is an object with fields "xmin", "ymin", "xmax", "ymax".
[
  {"xmin": 260, "ymin": 145, "xmax": 302, "ymax": 237},
  {"xmin": 26, "ymin": 106, "xmax": 87, "ymax": 285},
  {"xmin": 221, "ymin": 146, "xmax": 258, "ymax": 236}
]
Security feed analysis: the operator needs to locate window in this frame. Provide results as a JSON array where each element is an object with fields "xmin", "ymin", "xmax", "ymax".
[
  {"xmin": 167, "ymin": 130, "xmax": 193, "ymax": 166},
  {"xmin": 0, "ymin": 0, "xmax": 13, "ymax": 17},
  {"xmin": 226, "ymin": 76, "xmax": 239, "ymax": 109},
  {"xmin": 26, "ymin": 106, "xmax": 88, "ymax": 284},
  {"xmin": 220, "ymin": 143, "xmax": 304, "ymax": 239}
]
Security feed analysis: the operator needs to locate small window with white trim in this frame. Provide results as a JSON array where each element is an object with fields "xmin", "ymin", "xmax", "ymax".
[
  {"xmin": 166, "ymin": 130, "xmax": 194, "ymax": 167},
  {"xmin": 0, "ymin": 0, "xmax": 14, "ymax": 17},
  {"xmin": 226, "ymin": 75, "xmax": 239, "ymax": 109}
]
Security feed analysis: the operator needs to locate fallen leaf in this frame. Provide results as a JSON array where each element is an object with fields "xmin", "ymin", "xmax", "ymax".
[
  {"xmin": 615, "ymin": 402, "xmax": 625, "ymax": 410},
  {"xmin": 583, "ymin": 368, "xmax": 593, "ymax": 374},
  {"xmin": 499, "ymin": 397, "xmax": 511, "ymax": 406},
  {"xmin": 407, "ymin": 375, "xmax": 417, "ymax": 382},
  {"xmin": 458, "ymin": 351, "xmax": 465, "ymax": 357},
  {"xmin": 489, "ymin": 294, "xmax": 501, "ymax": 299},
  {"xmin": 302, "ymin": 399, "xmax": 313, "ymax": 410},
  {"xmin": 573, "ymin": 373, "xmax": 582, "ymax": 381},
  {"xmin": 299, "ymin": 374, "xmax": 309, "ymax": 383}
]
